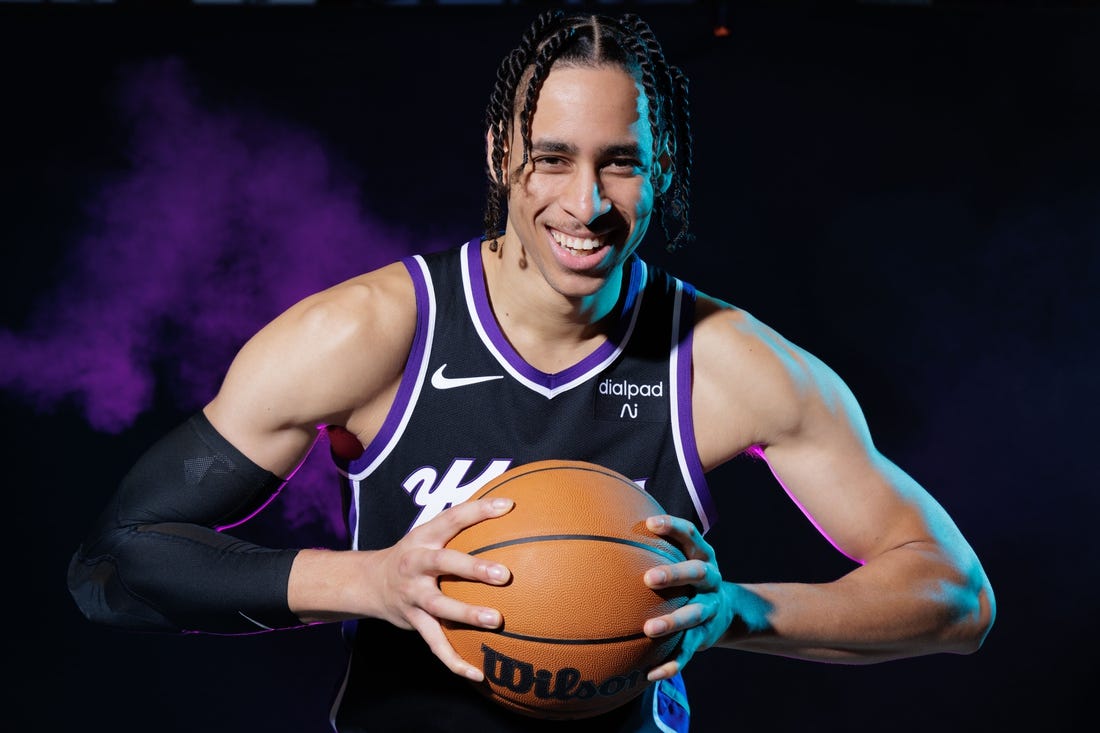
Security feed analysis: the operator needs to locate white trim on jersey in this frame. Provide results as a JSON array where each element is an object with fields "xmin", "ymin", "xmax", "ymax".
[
  {"xmin": 669, "ymin": 280, "xmax": 712, "ymax": 533},
  {"xmin": 341, "ymin": 254, "xmax": 437, "ymax": 492}
]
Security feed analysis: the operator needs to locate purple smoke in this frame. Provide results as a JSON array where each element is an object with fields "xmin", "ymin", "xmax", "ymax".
[{"xmin": 0, "ymin": 58, "xmax": 431, "ymax": 536}]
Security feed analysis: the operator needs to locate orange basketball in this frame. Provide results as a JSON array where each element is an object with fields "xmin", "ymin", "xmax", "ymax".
[{"xmin": 440, "ymin": 459, "xmax": 692, "ymax": 720}]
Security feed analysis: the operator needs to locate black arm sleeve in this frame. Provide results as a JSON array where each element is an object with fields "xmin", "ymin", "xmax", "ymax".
[{"xmin": 67, "ymin": 412, "xmax": 305, "ymax": 635}]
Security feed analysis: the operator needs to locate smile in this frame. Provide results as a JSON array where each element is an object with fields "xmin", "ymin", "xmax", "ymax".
[{"xmin": 549, "ymin": 228, "xmax": 605, "ymax": 253}]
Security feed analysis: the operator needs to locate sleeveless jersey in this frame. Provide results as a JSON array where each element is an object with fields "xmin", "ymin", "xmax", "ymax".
[{"xmin": 329, "ymin": 239, "xmax": 716, "ymax": 733}]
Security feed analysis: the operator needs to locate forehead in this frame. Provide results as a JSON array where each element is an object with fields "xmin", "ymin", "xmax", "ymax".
[{"xmin": 524, "ymin": 65, "xmax": 651, "ymax": 147}]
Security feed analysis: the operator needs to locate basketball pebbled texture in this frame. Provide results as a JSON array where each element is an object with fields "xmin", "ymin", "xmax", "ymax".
[{"xmin": 440, "ymin": 459, "xmax": 692, "ymax": 720}]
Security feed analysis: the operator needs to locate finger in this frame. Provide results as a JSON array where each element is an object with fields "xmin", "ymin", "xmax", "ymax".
[
  {"xmin": 643, "ymin": 558, "xmax": 710, "ymax": 590},
  {"xmin": 646, "ymin": 515, "xmax": 714, "ymax": 562},
  {"xmin": 644, "ymin": 601, "xmax": 708, "ymax": 638},
  {"xmin": 645, "ymin": 658, "xmax": 681, "ymax": 683},
  {"xmin": 422, "ymin": 589, "xmax": 503, "ymax": 630},
  {"xmin": 418, "ymin": 546, "xmax": 510, "ymax": 585},
  {"xmin": 418, "ymin": 497, "xmax": 515, "ymax": 545},
  {"xmin": 408, "ymin": 608, "xmax": 487, "ymax": 682}
]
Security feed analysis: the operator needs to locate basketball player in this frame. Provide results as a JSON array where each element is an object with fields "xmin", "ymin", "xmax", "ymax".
[{"xmin": 67, "ymin": 11, "xmax": 995, "ymax": 733}]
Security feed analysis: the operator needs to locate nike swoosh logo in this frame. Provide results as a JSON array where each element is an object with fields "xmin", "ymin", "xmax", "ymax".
[{"xmin": 430, "ymin": 364, "xmax": 504, "ymax": 390}]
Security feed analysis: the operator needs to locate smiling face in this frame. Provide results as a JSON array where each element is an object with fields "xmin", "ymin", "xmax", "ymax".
[{"xmin": 499, "ymin": 63, "xmax": 665, "ymax": 302}]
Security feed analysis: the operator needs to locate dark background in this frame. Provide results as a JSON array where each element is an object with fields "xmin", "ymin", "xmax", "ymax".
[{"xmin": 2, "ymin": 2, "xmax": 1095, "ymax": 731}]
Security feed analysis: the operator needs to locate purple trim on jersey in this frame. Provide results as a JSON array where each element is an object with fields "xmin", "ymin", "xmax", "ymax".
[
  {"xmin": 463, "ymin": 240, "xmax": 644, "ymax": 391},
  {"xmin": 347, "ymin": 257, "xmax": 431, "ymax": 474},
  {"xmin": 675, "ymin": 282, "xmax": 717, "ymax": 530}
]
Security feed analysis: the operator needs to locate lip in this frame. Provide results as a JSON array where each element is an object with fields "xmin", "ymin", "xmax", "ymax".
[{"xmin": 545, "ymin": 226, "xmax": 613, "ymax": 272}]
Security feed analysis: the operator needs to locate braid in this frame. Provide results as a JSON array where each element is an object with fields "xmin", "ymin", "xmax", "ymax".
[
  {"xmin": 482, "ymin": 10, "xmax": 565, "ymax": 247},
  {"xmin": 666, "ymin": 65, "xmax": 695, "ymax": 251},
  {"xmin": 620, "ymin": 13, "xmax": 694, "ymax": 251},
  {"xmin": 618, "ymin": 17, "xmax": 663, "ymax": 191},
  {"xmin": 481, "ymin": 11, "xmax": 695, "ymax": 252}
]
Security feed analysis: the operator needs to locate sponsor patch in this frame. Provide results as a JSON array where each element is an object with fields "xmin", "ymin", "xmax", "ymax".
[{"xmin": 594, "ymin": 378, "xmax": 668, "ymax": 423}]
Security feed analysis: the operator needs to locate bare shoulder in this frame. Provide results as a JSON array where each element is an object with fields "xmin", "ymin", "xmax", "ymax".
[
  {"xmin": 280, "ymin": 260, "xmax": 418, "ymax": 376},
  {"xmin": 205, "ymin": 261, "xmax": 417, "ymax": 473},
  {"xmin": 691, "ymin": 293, "xmax": 857, "ymax": 470}
]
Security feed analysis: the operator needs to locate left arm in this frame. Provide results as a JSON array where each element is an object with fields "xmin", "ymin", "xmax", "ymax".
[{"xmin": 643, "ymin": 298, "xmax": 995, "ymax": 677}]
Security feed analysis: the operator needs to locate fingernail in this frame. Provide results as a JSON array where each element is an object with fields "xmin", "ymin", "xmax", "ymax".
[
  {"xmin": 648, "ymin": 516, "xmax": 667, "ymax": 530},
  {"xmin": 649, "ymin": 619, "xmax": 668, "ymax": 635},
  {"xmin": 478, "ymin": 610, "xmax": 499, "ymax": 626},
  {"xmin": 466, "ymin": 666, "xmax": 484, "ymax": 681},
  {"xmin": 491, "ymin": 498, "xmax": 512, "ymax": 511},
  {"xmin": 647, "ymin": 569, "xmax": 668, "ymax": 585},
  {"xmin": 487, "ymin": 565, "xmax": 508, "ymax": 581}
]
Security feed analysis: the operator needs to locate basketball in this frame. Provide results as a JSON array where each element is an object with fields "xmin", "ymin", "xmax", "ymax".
[{"xmin": 439, "ymin": 459, "xmax": 692, "ymax": 720}]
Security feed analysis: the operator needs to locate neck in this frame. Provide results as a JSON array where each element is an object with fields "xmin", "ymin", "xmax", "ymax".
[{"xmin": 481, "ymin": 237, "xmax": 628, "ymax": 372}]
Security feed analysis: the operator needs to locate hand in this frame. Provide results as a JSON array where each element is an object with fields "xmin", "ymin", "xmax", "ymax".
[
  {"xmin": 369, "ymin": 496, "xmax": 514, "ymax": 681},
  {"xmin": 642, "ymin": 514, "xmax": 735, "ymax": 681}
]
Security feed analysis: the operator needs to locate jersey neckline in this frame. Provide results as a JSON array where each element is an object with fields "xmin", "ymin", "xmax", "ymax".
[{"xmin": 460, "ymin": 239, "xmax": 646, "ymax": 399}]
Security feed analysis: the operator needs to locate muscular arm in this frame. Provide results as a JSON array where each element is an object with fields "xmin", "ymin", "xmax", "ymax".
[
  {"xmin": 690, "ymin": 298, "xmax": 995, "ymax": 663},
  {"xmin": 67, "ymin": 263, "xmax": 417, "ymax": 634}
]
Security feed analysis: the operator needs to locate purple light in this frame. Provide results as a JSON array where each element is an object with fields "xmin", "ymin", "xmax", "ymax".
[{"xmin": 1, "ymin": 58, "xmax": 433, "ymax": 536}]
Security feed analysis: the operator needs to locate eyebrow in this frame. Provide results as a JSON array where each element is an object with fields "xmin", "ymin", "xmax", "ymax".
[{"xmin": 531, "ymin": 139, "xmax": 644, "ymax": 159}]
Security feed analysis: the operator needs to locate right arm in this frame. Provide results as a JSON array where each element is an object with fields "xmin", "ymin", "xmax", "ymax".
[{"xmin": 68, "ymin": 262, "xmax": 512, "ymax": 677}]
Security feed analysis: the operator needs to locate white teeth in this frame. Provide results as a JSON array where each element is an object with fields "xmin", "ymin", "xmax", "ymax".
[{"xmin": 550, "ymin": 229, "xmax": 603, "ymax": 251}]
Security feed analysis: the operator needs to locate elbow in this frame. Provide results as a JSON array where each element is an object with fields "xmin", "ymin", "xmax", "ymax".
[
  {"xmin": 67, "ymin": 545, "xmax": 180, "ymax": 633},
  {"xmin": 67, "ymin": 546, "xmax": 113, "ymax": 625},
  {"xmin": 946, "ymin": 567, "xmax": 996, "ymax": 656},
  {"xmin": 966, "ymin": 577, "xmax": 997, "ymax": 654}
]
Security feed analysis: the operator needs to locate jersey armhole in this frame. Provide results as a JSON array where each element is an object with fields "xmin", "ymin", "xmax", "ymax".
[
  {"xmin": 671, "ymin": 281, "xmax": 717, "ymax": 532},
  {"xmin": 338, "ymin": 255, "xmax": 435, "ymax": 482}
]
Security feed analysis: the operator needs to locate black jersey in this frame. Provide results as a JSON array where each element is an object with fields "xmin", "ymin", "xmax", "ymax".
[{"xmin": 329, "ymin": 239, "xmax": 715, "ymax": 732}]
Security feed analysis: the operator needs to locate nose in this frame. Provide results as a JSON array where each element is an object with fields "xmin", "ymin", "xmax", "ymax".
[{"xmin": 563, "ymin": 172, "xmax": 612, "ymax": 225}]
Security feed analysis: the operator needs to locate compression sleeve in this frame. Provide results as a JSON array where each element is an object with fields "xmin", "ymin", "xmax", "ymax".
[{"xmin": 67, "ymin": 412, "xmax": 305, "ymax": 635}]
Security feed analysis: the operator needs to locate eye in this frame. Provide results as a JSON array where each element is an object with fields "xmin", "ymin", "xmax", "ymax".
[
  {"xmin": 533, "ymin": 155, "xmax": 568, "ymax": 170},
  {"xmin": 604, "ymin": 158, "xmax": 644, "ymax": 175}
]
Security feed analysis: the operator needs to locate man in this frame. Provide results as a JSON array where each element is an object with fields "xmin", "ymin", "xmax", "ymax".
[{"xmin": 68, "ymin": 11, "xmax": 995, "ymax": 732}]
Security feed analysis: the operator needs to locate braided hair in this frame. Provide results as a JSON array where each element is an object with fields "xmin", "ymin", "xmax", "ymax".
[{"xmin": 482, "ymin": 11, "xmax": 694, "ymax": 252}]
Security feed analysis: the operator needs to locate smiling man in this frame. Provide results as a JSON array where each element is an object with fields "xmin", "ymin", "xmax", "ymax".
[{"xmin": 68, "ymin": 10, "xmax": 995, "ymax": 733}]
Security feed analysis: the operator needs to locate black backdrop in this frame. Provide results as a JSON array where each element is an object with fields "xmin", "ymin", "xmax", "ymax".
[{"xmin": 2, "ymin": 2, "xmax": 1095, "ymax": 731}]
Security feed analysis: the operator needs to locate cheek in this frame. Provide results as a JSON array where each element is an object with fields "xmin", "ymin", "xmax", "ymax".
[
  {"xmin": 629, "ymin": 180, "xmax": 656, "ymax": 218},
  {"xmin": 510, "ymin": 175, "xmax": 560, "ymax": 215}
]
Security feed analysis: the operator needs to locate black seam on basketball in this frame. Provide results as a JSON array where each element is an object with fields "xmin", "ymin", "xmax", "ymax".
[
  {"xmin": 465, "ymin": 534, "xmax": 683, "ymax": 564},
  {"xmin": 478, "ymin": 463, "xmax": 659, "ymax": 505},
  {"xmin": 493, "ymin": 629, "xmax": 650, "ymax": 645}
]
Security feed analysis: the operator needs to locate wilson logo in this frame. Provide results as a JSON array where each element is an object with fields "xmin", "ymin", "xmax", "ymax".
[{"xmin": 480, "ymin": 643, "xmax": 642, "ymax": 701}]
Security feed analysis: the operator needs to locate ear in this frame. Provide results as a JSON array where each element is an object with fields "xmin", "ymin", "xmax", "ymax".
[
  {"xmin": 655, "ymin": 137, "xmax": 674, "ymax": 195},
  {"xmin": 486, "ymin": 125, "xmax": 510, "ymax": 186}
]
